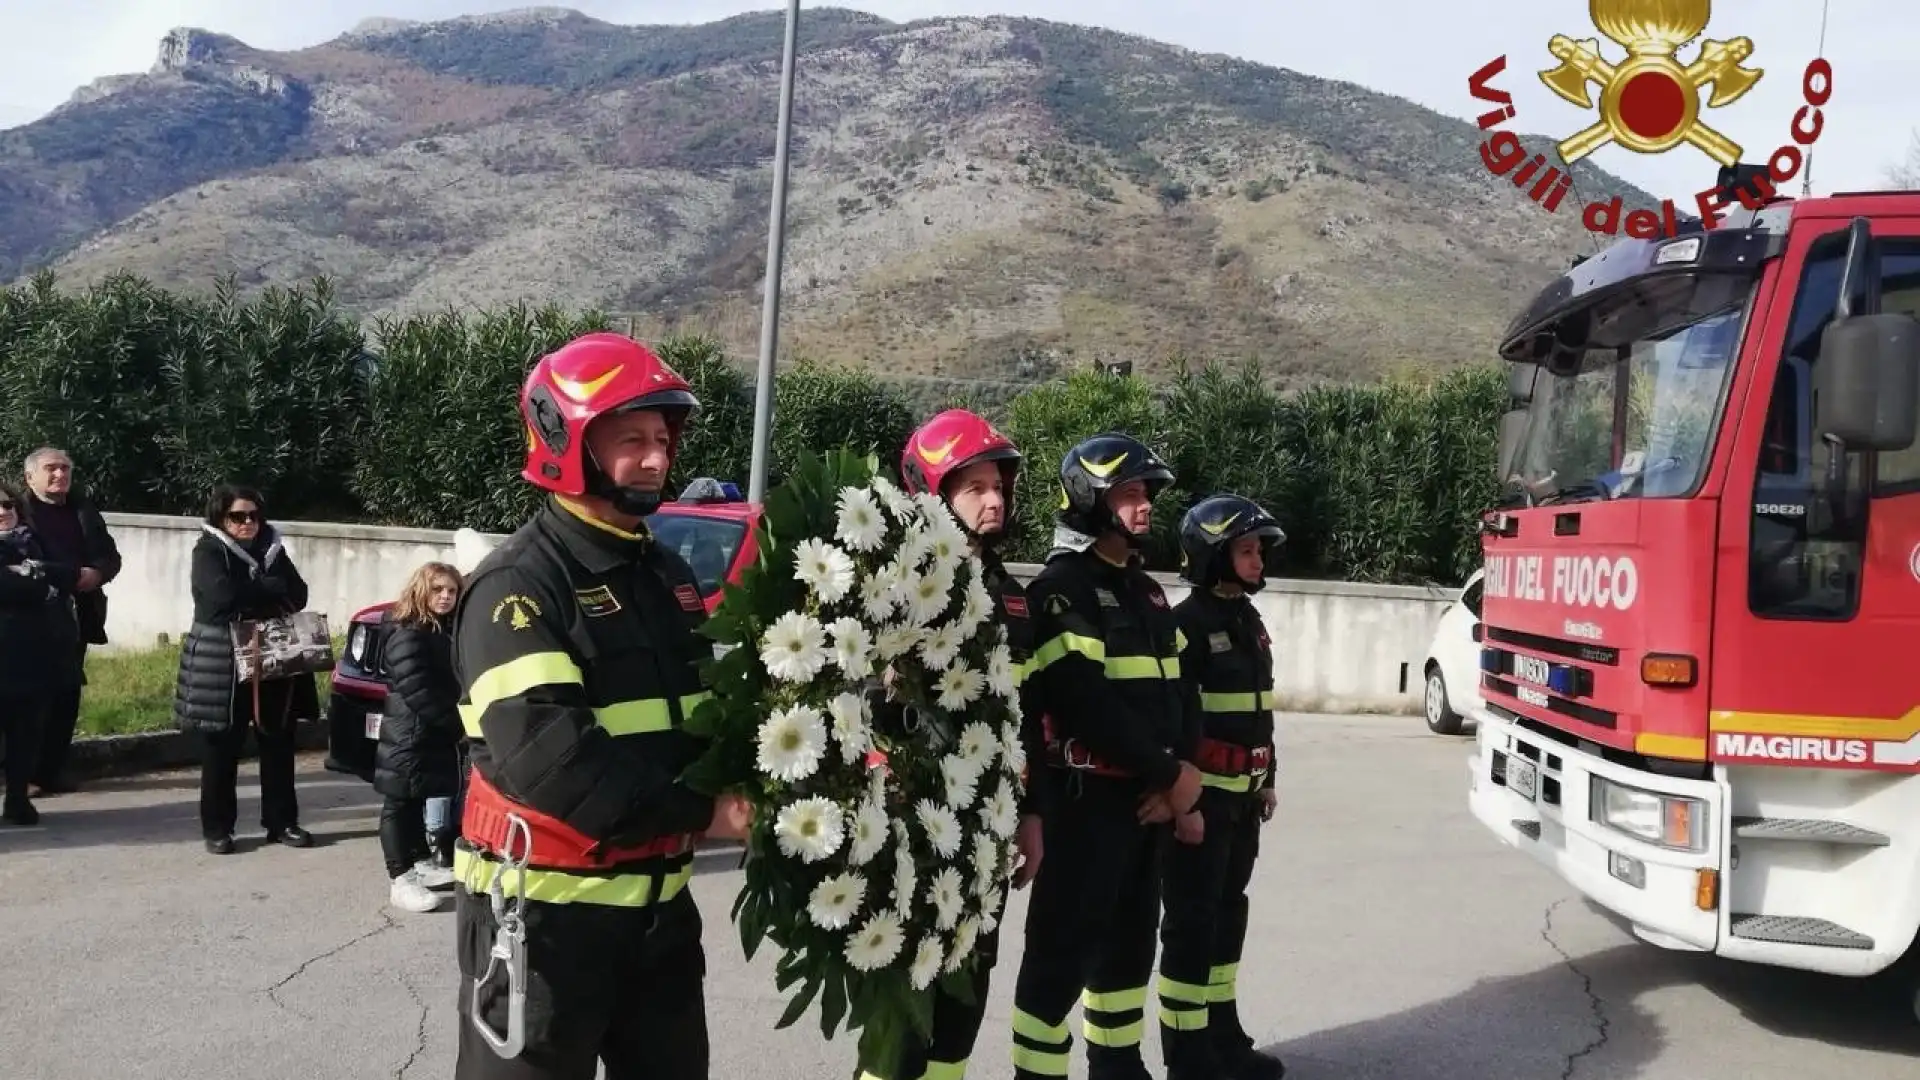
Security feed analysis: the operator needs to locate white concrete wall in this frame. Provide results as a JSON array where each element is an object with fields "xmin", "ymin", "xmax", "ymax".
[{"xmin": 96, "ymin": 513, "xmax": 1462, "ymax": 715}]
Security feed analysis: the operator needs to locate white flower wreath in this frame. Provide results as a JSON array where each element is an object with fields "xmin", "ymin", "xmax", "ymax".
[{"xmin": 681, "ymin": 450, "xmax": 1025, "ymax": 1074}]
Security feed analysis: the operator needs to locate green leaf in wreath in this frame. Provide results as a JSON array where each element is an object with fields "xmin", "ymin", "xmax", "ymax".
[
  {"xmin": 819, "ymin": 967, "xmax": 850, "ymax": 1040},
  {"xmin": 935, "ymin": 968, "xmax": 979, "ymax": 1007},
  {"xmin": 774, "ymin": 950, "xmax": 807, "ymax": 991},
  {"xmin": 903, "ymin": 978, "xmax": 936, "ymax": 1042},
  {"xmin": 775, "ymin": 972, "xmax": 823, "ymax": 1030}
]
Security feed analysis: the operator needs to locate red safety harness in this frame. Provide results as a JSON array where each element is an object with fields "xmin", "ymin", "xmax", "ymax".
[
  {"xmin": 461, "ymin": 769, "xmax": 698, "ymax": 870},
  {"xmin": 1194, "ymin": 738, "xmax": 1272, "ymax": 777}
]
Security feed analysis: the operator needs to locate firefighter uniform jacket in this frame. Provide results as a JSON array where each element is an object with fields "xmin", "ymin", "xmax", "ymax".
[
  {"xmin": 1024, "ymin": 548, "xmax": 1199, "ymax": 788},
  {"xmin": 1173, "ymin": 588, "xmax": 1277, "ymax": 793},
  {"xmin": 980, "ymin": 549, "xmax": 1048, "ymax": 818},
  {"xmin": 452, "ymin": 496, "xmax": 716, "ymax": 906}
]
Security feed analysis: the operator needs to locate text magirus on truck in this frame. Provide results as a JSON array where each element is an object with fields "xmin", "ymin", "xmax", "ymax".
[{"xmin": 1469, "ymin": 160, "xmax": 1920, "ymax": 1023}]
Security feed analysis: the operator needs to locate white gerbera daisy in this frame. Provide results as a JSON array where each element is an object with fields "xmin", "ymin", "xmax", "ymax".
[
  {"xmin": 972, "ymin": 833, "xmax": 1001, "ymax": 893},
  {"xmin": 940, "ymin": 754, "xmax": 982, "ymax": 809},
  {"xmin": 982, "ymin": 780, "xmax": 1020, "ymax": 839},
  {"xmin": 915, "ymin": 798, "xmax": 963, "ymax": 859},
  {"xmin": 908, "ymin": 935, "xmax": 945, "ymax": 990},
  {"xmin": 860, "ymin": 568, "xmax": 900, "ymax": 623},
  {"xmin": 928, "ymin": 866, "xmax": 966, "ymax": 931},
  {"xmin": 828, "ymin": 617, "xmax": 874, "ymax": 680},
  {"xmin": 848, "ymin": 799, "xmax": 889, "ymax": 865},
  {"xmin": 773, "ymin": 796, "xmax": 846, "ymax": 863},
  {"xmin": 935, "ymin": 664, "xmax": 984, "ymax": 711},
  {"xmin": 998, "ymin": 720, "xmax": 1027, "ymax": 776},
  {"xmin": 946, "ymin": 916, "xmax": 980, "ymax": 972},
  {"xmin": 923, "ymin": 514, "xmax": 969, "ymax": 570},
  {"xmin": 793, "ymin": 538, "xmax": 856, "ymax": 604},
  {"xmin": 760, "ymin": 611, "xmax": 829, "ymax": 684},
  {"xmin": 957, "ymin": 571, "xmax": 993, "ymax": 632},
  {"xmin": 876, "ymin": 624, "xmax": 920, "ymax": 661},
  {"xmin": 919, "ymin": 622, "xmax": 962, "ymax": 670},
  {"xmin": 808, "ymin": 871, "xmax": 867, "ymax": 930},
  {"xmin": 897, "ymin": 527, "xmax": 934, "ymax": 573},
  {"xmin": 957, "ymin": 722, "xmax": 998, "ymax": 765},
  {"xmin": 756, "ymin": 704, "xmax": 827, "ymax": 782},
  {"xmin": 978, "ymin": 885, "xmax": 1004, "ymax": 931},
  {"xmin": 845, "ymin": 909, "xmax": 906, "ymax": 971},
  {"xmin": 869, "ymin": 474, "xmax": 915, "ymax": 519},
  {"xmin": 827, "ymin": 692, "xmax": 873, "ymax": 764},
  {"xmin": 892, "ymin": 836, "xmax": 917, "ymax": 910},
  {"xmin": 834, "ymin": 487, "xmax": 888, "ymax": 552},
  {"xmin": 912, "ymin": 490, "xmax": 954, "ymax": 529},
  {"xmin": 985, "ymin": 643, "xmax": 1017, "ymax": 701},
  {"xmin": 901, "ymin": 566, "xmax": 955, "ymax": 627}
]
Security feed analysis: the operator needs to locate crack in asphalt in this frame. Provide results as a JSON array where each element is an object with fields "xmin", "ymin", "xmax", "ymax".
[
  {"xmin": 1540, "ymin": 897, "xmax": 1611, "ymax": 1080},
  {"xmin": 261, "ymin": 908, "xmax": 401, "ymax": 1020},
  {"xmin": 395, "ymin": 971, "xmax": 431, "ymax": 1080}
]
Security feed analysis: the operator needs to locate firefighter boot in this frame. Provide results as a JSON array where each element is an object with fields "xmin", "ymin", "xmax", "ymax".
[
  {"xmin": 1163, "ymin": 1025, "xmax": 1232, "ymax": 1080},
  {"xmin": 1086, "ymin": 1045, "xmax": 1155, "ymax": 1080},
  {"xmin": 1212, "ymin": 1001, "xmax": 1285, "ymax": 1079}
]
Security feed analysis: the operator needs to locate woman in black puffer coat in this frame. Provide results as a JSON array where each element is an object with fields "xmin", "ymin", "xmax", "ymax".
[
  {"xmin": 172, "ymin": 485, "xmax": 320, "ymax": 855},
  {"xmin": 373, "ymin": 561, "xmax": 465, "ymax": 914},
  {"xmin": 0, "ymin": 480, "xmax": 80, "ymax": 826}
]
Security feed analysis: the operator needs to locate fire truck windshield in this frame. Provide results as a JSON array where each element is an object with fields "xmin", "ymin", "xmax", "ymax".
[{"xmin": 1503, "ymin": 272, "xmax": 1755, "ymax": 507}]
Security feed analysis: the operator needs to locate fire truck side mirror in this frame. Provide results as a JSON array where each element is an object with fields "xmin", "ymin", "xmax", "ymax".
[{"xmin": 1813, "ymin": 312, "xmax": 1920, "ymax": 452}]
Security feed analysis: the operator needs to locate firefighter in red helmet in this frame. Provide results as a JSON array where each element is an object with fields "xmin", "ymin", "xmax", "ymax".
[
  {"xmin": 451, "ymin": 332, "xmax": 753, "ymax": 1080},
  {"xmin": 858, "ymin": 409, "xmax": 1049, "ymax": 1080}
]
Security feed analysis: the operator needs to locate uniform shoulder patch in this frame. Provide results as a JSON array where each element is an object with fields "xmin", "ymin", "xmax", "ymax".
[
  {"xmin": 491, "ymin": 593, "xmax": 543, "ymax": 630},
  {"xmin": 575, "ymin": 584, "xmax": 622, "ymax": 618},
  {"xmin": 1146, "ymin": 587, "xmax": 1169, "ymax": 609},
  {"xmin": 673, "ymin": 583, "xmax": 705, "ymax": 613},
  {"xmin": 1001, "ymin": 594, "xmax": 1028, "ymax": 618},
  {"xmin": 1094, "ymin": 588, "xmax": 1119, "ymax": 608},
  {"xmin": 1209, "ymin": 631, "xmax": 1233, "ymax": 653},
  {"xmin": 1042, "ymin": 592, "xmax": 1071, "ymax": 616}
]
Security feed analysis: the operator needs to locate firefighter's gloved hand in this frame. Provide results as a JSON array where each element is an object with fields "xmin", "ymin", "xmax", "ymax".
[{"xmin": 1173, "ymin": 810, "xmax": 1204, "ymax": 846}]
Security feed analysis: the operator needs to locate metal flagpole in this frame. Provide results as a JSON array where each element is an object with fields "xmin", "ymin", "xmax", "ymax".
[{"xmin": 747, "ymin": 0, "xmax": 801, "ymax": 505}]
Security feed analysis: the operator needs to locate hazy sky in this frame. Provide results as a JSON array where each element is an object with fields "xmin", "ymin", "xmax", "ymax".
[{"xmin": 0, "ymin": 1, "xmax": 1910, "ymax": 201}]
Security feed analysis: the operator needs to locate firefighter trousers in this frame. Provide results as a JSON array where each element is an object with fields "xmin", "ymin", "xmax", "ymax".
[
  {"xmin": 1010, "ymin": 771, "xmax": 1163, "ymax": 1080},
  {"xmin": 861, "ymin": 897, "xmax": 1005, "ymax": 1080},
  {"xmin": 454, "ymin": 881, "xmax": 708, "ymax": 1080},
  {"xmin": 1158, "ymin": 788, "xmax": 1263, "ymax": 1074}
]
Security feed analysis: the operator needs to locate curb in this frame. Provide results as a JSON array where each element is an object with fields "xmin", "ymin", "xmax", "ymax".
[{"xmin": 63, "ymin": 723, "xmax": 332, "ymax": 781}]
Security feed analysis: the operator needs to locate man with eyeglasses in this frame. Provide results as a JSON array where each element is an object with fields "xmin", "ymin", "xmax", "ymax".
[{"xmin": 22, "ymin": 447, "xmax": 122, "ymax": 794}]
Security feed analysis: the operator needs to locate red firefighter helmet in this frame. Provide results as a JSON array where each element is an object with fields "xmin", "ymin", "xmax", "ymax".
[
  {"xmin": 900, "ymin": 409, "xmax": 1022, "ymax": 538},
  {"xmin": 520, "ymin": 333, "xmax": 700, "ymax": 507}
]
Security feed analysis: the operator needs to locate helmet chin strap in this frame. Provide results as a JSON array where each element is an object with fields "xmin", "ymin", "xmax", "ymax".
[{"xmin": 584, "ymin": 446, "xmax": 667, "ymax": 519}]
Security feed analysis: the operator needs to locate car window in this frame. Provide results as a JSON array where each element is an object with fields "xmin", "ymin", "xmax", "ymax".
[
  {"xmin": 650, "ymin": 513, "xmax": 750, "ymax": 596},
  {"xmin": 1461, "ymin": 577, "xmax": 1484, "ymax": 619}
]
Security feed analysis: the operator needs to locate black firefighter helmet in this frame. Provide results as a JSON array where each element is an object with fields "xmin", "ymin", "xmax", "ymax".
[
  {"xmin": 1178, "ymin": 493, "xmax": 1286, "ymax": 591},
  {"xmin": 1053, "ymin": 432, "xmax": 1175, "ymax": 552}
]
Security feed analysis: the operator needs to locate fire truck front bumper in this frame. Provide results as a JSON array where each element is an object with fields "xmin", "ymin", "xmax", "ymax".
[{"xmin": 1468, "ymin": 709, "xmax": 1725, "ymax": 953}]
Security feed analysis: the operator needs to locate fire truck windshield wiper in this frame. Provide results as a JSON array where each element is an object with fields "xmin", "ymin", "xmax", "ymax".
[{"xmin": 1536, "ymin": 476, "xmax": 1610, "ymax": 506}]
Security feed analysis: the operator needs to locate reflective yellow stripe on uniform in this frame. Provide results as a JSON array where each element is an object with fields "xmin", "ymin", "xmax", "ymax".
[
  {"xmin": 1011, "ymin": 1007, "xmax": 1071, "ymax": 1076},
  {"xmin": 459, "ymin": 650, "xmax": 586, "ymax": 737},
  {"xmin": 453, "ymin": 847, "xmax": 694, "ymax": 907},
  {"xmin": 1207, "ymin": 962, "xmax": 1241, "ymax": 1003},
  {"xmin": 1200, "ymin": 771, "xmax": 1255, "ymax": 793},
  {"xmin": 1199, "ymin": 690, "xmax": 1277, "ymax": 712},
  {"xmin": 857, "ymin": 1063, "xmax": 967, "ymax": 1080},
  {"xmin": 1029, "ymin": 633, "xmax": 1178, "ymax": 681},
  {"xmin": 1157, "ymin": 975, "xmax": 1211, "ymax": 1031},
  {"xmin": 1080, "ymin": 986, "xmax": 1147, "ymax": 1047},
  {"xmin": 594, "ymin": 691, "xmax": 713, "ymax": 735}
]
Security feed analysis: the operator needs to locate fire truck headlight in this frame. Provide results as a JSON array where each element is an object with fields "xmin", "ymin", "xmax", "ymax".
[
  {"xmin": 347, "ymin": 625, "xmax": 367, "ymax": 663},
  {"xmin": 1590, "ymin": 777, "xmax": 1706, "ymax": 852}
]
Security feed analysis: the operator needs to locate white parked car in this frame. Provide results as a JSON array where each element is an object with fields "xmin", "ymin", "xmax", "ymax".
[{"xmin": 1422, "ymin": 568, "xmax": 1484, "ymax": 736}]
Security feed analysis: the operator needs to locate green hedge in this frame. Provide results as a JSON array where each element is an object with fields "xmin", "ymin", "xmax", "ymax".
[{"xmin": 0, "ymin": 272, "xmax": 1503, "ymax": 586}]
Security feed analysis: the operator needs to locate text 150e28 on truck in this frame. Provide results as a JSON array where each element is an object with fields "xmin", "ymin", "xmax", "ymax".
[{"xmin": 1467, "ymin": 163, "xmax": 1920, "ymax": 1014}]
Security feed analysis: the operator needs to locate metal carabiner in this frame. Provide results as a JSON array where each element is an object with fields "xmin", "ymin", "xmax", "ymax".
[
  {"xmin": 469, "ymin": 923, "xmax": 527, "ymax": 1058},
  {"xmin": 470, "ymin": 813, "xmax": 534, "ymax": 1060}
]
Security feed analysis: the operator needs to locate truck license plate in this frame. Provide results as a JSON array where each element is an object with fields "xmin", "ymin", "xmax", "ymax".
[
  {"xmin": 364, "ymin": 712, "xmax": 383, "ymax": 740},
  {"xmin": 1512, "ymin": 654, "xmax": 1551, "ymax": 687},
  {"xmin": 1506, "ymin": 756, "xmax": 1538, "ymax": 802}
]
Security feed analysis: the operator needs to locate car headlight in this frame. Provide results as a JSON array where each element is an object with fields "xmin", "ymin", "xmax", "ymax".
[
  {"xmin": 348, "ymin": 625, "xmax": 366, "ymax": 663},
  {"xmin": 1589, "ymin": 776, "xmax": 1705, "ymax": 852}
]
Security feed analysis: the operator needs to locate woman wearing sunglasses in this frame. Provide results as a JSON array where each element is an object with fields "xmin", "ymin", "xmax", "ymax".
[
  {"xmin": 0, "ymin": 480, "xmax": 80, "ymax": 826},
  {"xmin": 172, "ymin": 485, "xmax": 320, "ymax": 854}
]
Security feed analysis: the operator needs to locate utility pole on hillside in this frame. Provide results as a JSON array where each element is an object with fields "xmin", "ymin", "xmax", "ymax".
[{"xmin": 747, "ymin": 0, "xmax": 801, "ymax": 504}]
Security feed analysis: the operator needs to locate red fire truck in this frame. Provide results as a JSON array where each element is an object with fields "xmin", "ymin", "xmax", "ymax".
[{"xmin": 1466, "ymin": 168, "xmax": 1920, "ymax": 1019}]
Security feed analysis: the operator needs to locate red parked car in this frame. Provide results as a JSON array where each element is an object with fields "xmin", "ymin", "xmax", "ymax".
[{"xmin": 324, "ymin": 480, "xmax": 764, "ymax": 780}]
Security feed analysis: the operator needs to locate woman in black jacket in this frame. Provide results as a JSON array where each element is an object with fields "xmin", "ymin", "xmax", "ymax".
[
  {"xmin": 374, "ymin": 561, "xmax": 464, "ymax": 913},
  {"xmin": 0, "ymin": 480, "xmax": 80, "ymax": 826},
  {"xmin": 172, "ymin": 486, "xmax": 320, "ymax": 854}
]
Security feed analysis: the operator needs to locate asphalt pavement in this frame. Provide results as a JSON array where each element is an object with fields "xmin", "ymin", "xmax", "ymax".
[{"xmin": 3, "ymin": 713, "xmax": 1917, "ymax": 1079}]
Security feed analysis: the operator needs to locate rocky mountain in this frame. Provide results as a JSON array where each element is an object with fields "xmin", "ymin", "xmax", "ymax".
[{"xmin": 0, "ymin": 8, "xmax": 1656, "ymax": 383}]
